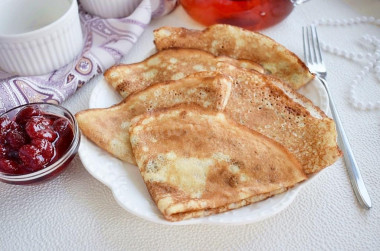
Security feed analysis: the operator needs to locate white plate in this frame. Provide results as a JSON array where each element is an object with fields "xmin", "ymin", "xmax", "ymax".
[{"xmin": 78, "ymin": 76, "xmax": 329, "ymax": 225}]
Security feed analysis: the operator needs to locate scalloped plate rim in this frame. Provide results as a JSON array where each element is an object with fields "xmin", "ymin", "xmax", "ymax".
[{"xmin": 78, "ymin": 72, "xmax": 329, "ymax": 225}]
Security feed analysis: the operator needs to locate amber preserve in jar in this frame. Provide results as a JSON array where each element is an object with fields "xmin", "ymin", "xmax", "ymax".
[{"xmin": 180, "ymin": 0, "xmax": 296, "ymax": 30}]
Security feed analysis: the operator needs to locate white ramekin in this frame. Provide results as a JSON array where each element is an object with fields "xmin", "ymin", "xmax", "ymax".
[
  {"xmin": 79, "ymin": 0, "xmax": 142, "ymax": 18},
  {"xmin": 0, "ymin": 0, "xmax": 83, "ymax": 76}
]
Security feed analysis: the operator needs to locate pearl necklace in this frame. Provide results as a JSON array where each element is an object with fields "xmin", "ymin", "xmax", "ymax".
[{"xmin": 312, "ymin": 16, "xmax": 380, "ymax": 111}]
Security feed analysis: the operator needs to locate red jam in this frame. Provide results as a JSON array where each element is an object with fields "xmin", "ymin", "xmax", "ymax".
[
  {"xmin": 180, "ymin": 0, "xmax": 294, "ymax": 31},
  {"xmin": 0, "ymin": 106, "xmax": 74, "ymax": 175}
]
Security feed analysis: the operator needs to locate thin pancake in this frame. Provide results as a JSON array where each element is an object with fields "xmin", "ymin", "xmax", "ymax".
[
  {"xmin": 101, "ymin": 47, "xmax": 341, "ymax": 173},
  {"xmin": 104, "ymin": 48, "xmax": 264, "ymax": 98},
  {"xmin": 129, "ymin": 105, "xmax": 307, "ymax": 221},
  {"xmin": 153, "ymin": 24, "xmax": 314, "ymax": 89},
  {"xmin": 216, "ymin": 62, "xmax": 341, "ymax": 174},
  {"xmin": 75, "ymin": 72, "xmax": 232, "ymax": 164}
]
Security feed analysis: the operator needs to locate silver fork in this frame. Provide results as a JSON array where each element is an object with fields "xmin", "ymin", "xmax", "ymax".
[{"xmin": 302, "ymin": 25, "xmax": 372, "ymax": 209}]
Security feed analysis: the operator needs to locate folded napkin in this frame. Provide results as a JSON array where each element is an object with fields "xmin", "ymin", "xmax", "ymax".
[{"xmin": 0, "ymin": 0, "xmax": 177, "ymax": 114}]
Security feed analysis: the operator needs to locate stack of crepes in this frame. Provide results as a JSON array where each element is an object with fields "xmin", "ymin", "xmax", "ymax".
[{"xmin": 76, "ymin": 24, "xmax": 342, "ymax": 222}]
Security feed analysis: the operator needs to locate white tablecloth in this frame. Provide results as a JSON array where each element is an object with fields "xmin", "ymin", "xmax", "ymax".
[{"xmin": 1, "ymin": 0, "xmax": 379, "ymax": 249}]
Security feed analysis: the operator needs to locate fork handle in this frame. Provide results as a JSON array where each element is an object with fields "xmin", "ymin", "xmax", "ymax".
[{"xmin": 319, "ymin": 77, "xmax": 372, "ymax": 209}]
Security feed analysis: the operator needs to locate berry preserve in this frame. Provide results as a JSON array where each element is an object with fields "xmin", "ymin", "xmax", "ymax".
[
  {"xmin": 0, "ymin": 106, "xmax": 74, "ymax": 176},
  {"xmin": 180, "ymin": 0, "xmax": 294, "ymax": 31}
]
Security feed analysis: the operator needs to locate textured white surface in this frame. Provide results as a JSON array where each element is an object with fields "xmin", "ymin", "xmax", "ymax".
[{"xmin": 1, "ymin": 0, "xmax": 379, "ymax": 249}]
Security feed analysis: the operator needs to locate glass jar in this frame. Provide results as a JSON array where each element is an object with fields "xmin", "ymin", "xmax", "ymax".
[{"xmin": 181, "ymin": 0, "xmax": 309, "ymax": 31}]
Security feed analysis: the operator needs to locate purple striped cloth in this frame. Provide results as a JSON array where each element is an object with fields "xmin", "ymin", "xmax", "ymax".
[{"xmin": 0, "ymin": 0, "xmax": 177, "ymax": 113}]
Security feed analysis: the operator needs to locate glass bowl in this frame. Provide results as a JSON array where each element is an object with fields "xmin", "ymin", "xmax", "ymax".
[{"xmin": 0, "ymin": 103, "xmax": 80, "ymax": 185}]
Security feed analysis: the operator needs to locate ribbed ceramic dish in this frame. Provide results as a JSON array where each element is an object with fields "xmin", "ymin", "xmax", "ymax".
[
  {"xmin": 0, "ymin": 0, "xmax": 83, "ymax": 76},
  {"xmin": 79, "ymin": 0, "xmax": 142, "ymax": 18}
]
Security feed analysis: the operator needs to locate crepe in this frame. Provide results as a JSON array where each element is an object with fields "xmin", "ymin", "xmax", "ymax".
[
  {"xmin": 129, "ymin": 105, "xmax": 307, "ymax": 221},
  {"xmin": 104, "ymin": 48, "xmax": 264, "ymax": 98},
  {"xmin": 216, "ymin": 63, "xmax": 341, "ymax": 174},
  {"xmin": 75, "ymin": 72, "xmax": 232, "ymax": 164},
  {"xmin": 153, "ymin": 24, "xmax": 314, "ymax": 89},
  {"xmin": 101, "ymin": 47, "xmax": 341, "ymax": 174}
]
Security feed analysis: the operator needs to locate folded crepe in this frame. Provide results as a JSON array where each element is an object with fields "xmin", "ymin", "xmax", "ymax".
[
  {"xmin": 75, "ymin": 72, "xmax": 232, "ymax": 164},
  {"xmin": 153, "ymin": 24, "xmax": 313, "ymax": 89},
  {"xmin": 104, "ymin": 48, "xmax": 264, "ymax": 98},
  {"xmin": 100, "ymin": 47, "xmax": 341, "ymax": 174},
  {"xmin": 129, "ymin": 105, "xmax": 307, "ymax": 221},
  {"xmin": 215, "ymin": 63, "xmax": 342, "ymax": 174}
]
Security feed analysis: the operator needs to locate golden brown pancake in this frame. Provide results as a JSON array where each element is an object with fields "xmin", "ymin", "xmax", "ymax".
[
  {"xmin": 215, "ymin": 62, "xmax": 341, "ymax": 174},
  {"xmin": 129, "ymin": 105, "xmax": 307, "ymax": 221},
  {"xmin": 100, "ymin": 47, "xmax": 341, "ymax": 174},
  {"xmin": 153, "ymin": 24, "xmax": 314, "ymax": 89},
  {"xmin": 75, "ymin": 72, "xmax": 232, "ymax": 164},
  {"xmin": 104, "ymin": 48, "xmax": 264, "ymax": 98}
]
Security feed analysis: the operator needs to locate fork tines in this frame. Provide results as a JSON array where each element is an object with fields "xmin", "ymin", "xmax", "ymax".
[
  {"xmin": 302, "ymin": 25, "xmax": 326, "ymax": 76},
  {"xmin": 303, "ymin": 25, "xmax": 323, "ymax": 65}
]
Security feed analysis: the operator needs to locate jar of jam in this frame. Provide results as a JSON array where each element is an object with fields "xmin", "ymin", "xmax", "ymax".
[{"xmin": 180, "ymin": 0, "xmax": 309, "ymax": 31}]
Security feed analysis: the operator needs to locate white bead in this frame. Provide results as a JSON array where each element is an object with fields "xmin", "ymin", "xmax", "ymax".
[
  {"xmin": 366, "ymin": 103, "xmax": 375, "ymax": 110},
  {"xmin": 365, "ymin": 37, "xmax": 373, "ymax": 43},
  {"xmin": 361, "ymin": 34, "xmax": 370, "ymax": 41},
  {"xmin": 349, "ymin": 91, "xmax": 356, "ymax": 99},
  {"xmin": 360, "ymin": 16, "xmax": 368, "ymax": 23},
  {"xmin": 368, "ymin": 16, "xmax": 375, "ymax": 23},
  {"xmin": 356, "ymin": 53, "xmax": 364, "ymax": 59},
  {"xmin": 348, "ymin": 52, "xmax": 355, "ymax": 59},
  {"xmin": 356, "ymin": 102, "xmax": 364, "ymax": 109},
  {"xmin": 375, "ymin": 66, "xmax": 380, "ymax": 72},
  {"xmin": 334, "ymin": 20, "xmax": 342, "ymax": 26},
  {"xmin": 363, "ymin": 66, "xmax": 370, "ymax": 72}
]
